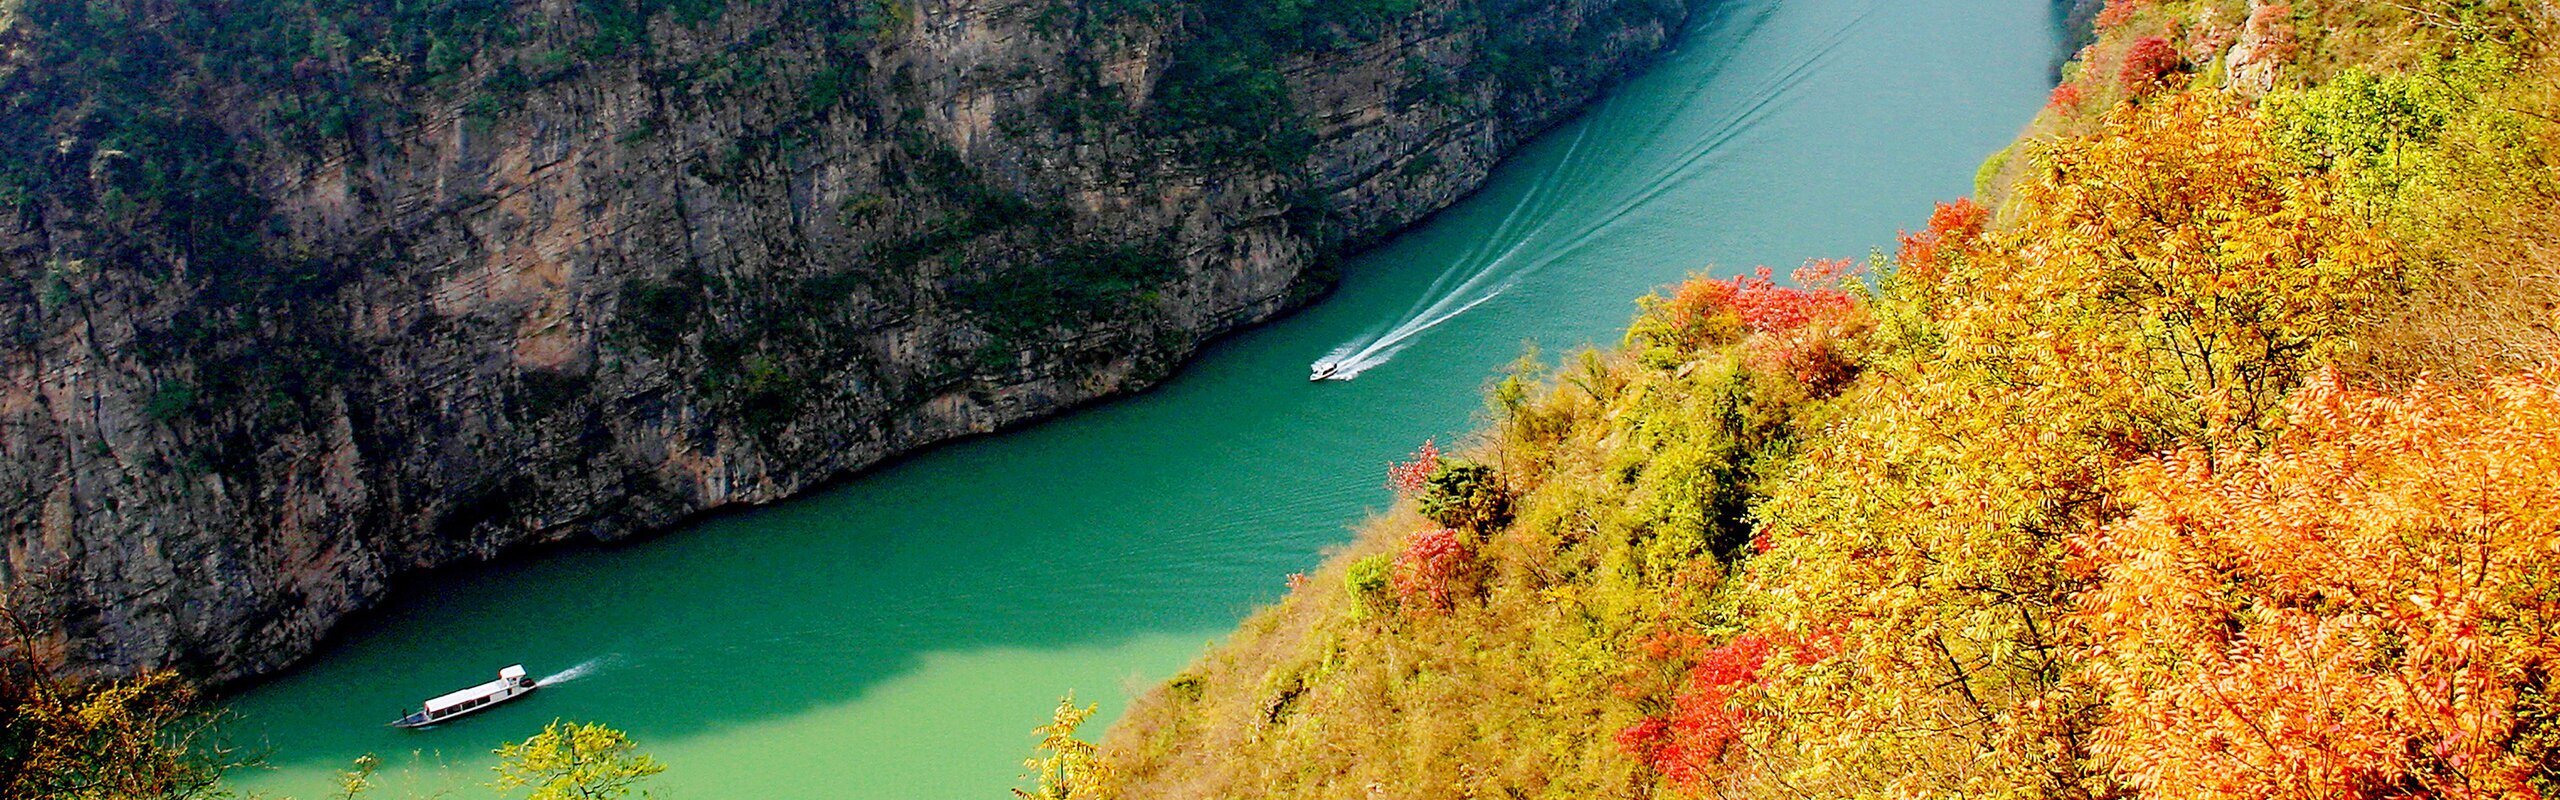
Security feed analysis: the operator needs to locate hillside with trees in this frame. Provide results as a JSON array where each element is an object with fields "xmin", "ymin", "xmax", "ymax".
[{"xmin": 1049, "ymin": 1, "xmax": 2560, "ymax": 797}]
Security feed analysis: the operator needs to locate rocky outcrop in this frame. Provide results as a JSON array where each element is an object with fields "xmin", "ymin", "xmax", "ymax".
[
  {"xmin": 0, "ymin": 0, "xmax": 1690, "ymax": 682},
  {"xmin": 2224, "ymin": 0, "xmax": 2294, "ymax": 95}
]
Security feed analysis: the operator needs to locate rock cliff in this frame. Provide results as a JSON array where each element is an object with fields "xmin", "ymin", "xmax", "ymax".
[{"xmin": 0, "ymin": 0, "xmax": 1690, "ymax": 682}]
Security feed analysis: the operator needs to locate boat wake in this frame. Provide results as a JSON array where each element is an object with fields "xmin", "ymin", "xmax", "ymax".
[
  {"xmin": 1309, "ymin": 0, "xmax": 1880, "ymax": 382},
  {"xmin": 538, "ymin": 657, "xmax": 608, "ymax": 687},
  {"xmin": 1311, "ymin": 286, "xmax": 1515, "ymax": 380}
]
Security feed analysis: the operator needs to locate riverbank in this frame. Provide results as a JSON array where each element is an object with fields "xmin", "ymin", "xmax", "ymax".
[{"xmin": 1092, "ymin": 2, "xmax": 2560, "ymax": 797}]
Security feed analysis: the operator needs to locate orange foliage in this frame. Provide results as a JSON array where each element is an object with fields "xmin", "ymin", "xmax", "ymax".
[
  {"xmin": 1635, "ymin": 263, "xmax": 1870, "ymax": 390},
  {"xmin": 1726, "ymin": 92, "xmax": 2399, "ymax": 799},
  {"xmin": 2048, "ymin": 81, "xmax": 2087, "ymax": 113},
  {"xmin": 1730, "ymin": 265, "xmax": 1854, "ymax": 336},
  {"xmin": 2097, "ymin": 0, "xmax": 2146, "ymax": 29},
  {"xmin": 2121, "ymin": 36, "xmax": 2183, "ymax": 93},
  {"xmin": 1634, "ymin": 264, "xmax": 1870, "ymax": 394},
  {"xmin": 1995, "ymin": 91, "xmax": 2395, "ymax": 433},
  {"xmin": 1634, "ymin": 276, "xmax": 1743, "ymax": 357},
  {"xmin": 2077, "ymin": 370, "xmax": 2560, "ymax": 798},
  {"xmin": 1895, "ymin": 198, "xmax": 1989, "ymax": 283},
  {"xmin": 1620, "ymin": 635, "xmax": 1773, "ymax": 789}
]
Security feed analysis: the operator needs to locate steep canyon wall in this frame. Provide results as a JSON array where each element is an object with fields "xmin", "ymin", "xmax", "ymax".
[{"xmin": 0, "ymin": 0, "xmax": 1690, "ymax": 681}]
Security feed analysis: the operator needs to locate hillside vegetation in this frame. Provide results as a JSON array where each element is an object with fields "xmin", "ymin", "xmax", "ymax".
[{"xmin": 1054, "ymin": 1, "xmax": 2560, "ymax": 797}]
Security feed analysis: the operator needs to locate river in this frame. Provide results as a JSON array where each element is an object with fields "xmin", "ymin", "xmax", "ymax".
[{"xmin": 225, "ymin": 1, "xmax": 2064, "ymax": 796}]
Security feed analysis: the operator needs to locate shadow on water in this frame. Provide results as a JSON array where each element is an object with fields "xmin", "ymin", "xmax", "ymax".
[
  {"xmin": 224, "ymin": 1, "xmax": 2064, "ymax": 797},
  {"xmin": 2052, "ymin": 0, "xmax": 2109, "ymax": 72}
]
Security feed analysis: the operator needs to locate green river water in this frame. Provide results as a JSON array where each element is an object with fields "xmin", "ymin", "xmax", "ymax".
[{"xmin": 226, "ymin": 2, "xmax": 2065, "ymax": 796}]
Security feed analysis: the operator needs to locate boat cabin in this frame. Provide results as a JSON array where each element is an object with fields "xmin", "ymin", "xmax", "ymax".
[{"xmin": 393, "ymin": 664, "xmax": 536, "ymax": 728}]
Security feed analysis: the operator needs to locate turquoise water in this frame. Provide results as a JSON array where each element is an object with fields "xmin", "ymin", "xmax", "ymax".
[{"xmin": 225, "ymin": 1, "xmax": 2063, "ymax": 796}]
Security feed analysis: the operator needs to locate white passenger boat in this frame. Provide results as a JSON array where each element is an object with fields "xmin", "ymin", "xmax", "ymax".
[
  {"xmin": 391, "ymin": 664, "xmax": 536, "ymax": 728},
  {"xmin": 1310, "ymin": 361, "xmax": 1343, "ymax": 381}
]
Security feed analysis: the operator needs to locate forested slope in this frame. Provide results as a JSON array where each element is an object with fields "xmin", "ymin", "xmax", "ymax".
[{"xmin": 1063, "ymin": 2, "xmax": 2560, "ymax": 797}]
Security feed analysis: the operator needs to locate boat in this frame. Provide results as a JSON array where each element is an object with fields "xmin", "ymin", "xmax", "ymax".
[
  {"xmin": 1310, "ymin": 361, "xmax": 1343, "ymax": 381},
  {"xmin": 391, "ymin": 664, "xmax": 537, "ymax": 728}
]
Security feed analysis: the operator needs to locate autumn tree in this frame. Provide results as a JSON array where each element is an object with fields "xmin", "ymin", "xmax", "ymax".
[
  {"xmin": 0, "ymin": 606, "xmax": 241, "ymax": 800},
  {"xmin": 1385, "ymin": 439, "xmax": 1440, "ymax": 494},
  {"xmin": 1723, "ymin": 91, "xmax": 2397, "ymax": 798},
  {"xmin": 2096, "ymin": 0, "xmax": 2146, "ymax": 29},
  {"xmin": 2120, "ymin": 36, "xmax": 2182, "ymax": 92},
  {"xmin": 490, "ymin": 720, "xmax": 666, "ymax": 800},
  {"xmin": 2048, "ymin": 81, "xmax": 2088, "ymax": 113},
  {"xmin": 1893, "ymin": 198, "xmax": 1987, "ymax": 285},
  {"xmin": 1391, "ymin": 528, "xmax": 1469, "ymax": 613},
  {"xmin": 0, "ymin": 669, "xmax": 237, "ymax": 800},
  {"xmin": 1017, "ymin": 696, "xmax": 1115, "ymax": 800},
  {"xmin": 2077, "ymin": 370, "xmax": 2560, "ymax": 798},
  {"xmin": 1619, "ymin": 634, "xmax": 1773, "ymax": 791}
]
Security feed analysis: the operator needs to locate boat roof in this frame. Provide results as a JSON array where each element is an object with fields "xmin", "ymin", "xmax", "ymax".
[
  {"xmin": 425, "ymin": 678, "xmax": 510, "ymax": 711},
  {"xmin": 423, "ymin": 665, "xmax": 528, "ymax": 711}
]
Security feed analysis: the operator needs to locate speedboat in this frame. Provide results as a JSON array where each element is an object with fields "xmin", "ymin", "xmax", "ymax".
[
  {"xmin": 391, "ymin": 664, "xmax": 536, "ymax": 728},
  {"xmin": 1311, "ymin": 361, "xmax": 1343, "ymax": 381}
]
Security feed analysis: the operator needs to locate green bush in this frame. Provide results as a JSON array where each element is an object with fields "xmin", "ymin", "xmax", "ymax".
[
  {"xmin": 1344, "ymin": 553, "xmax": 1396, "ymax": 618},
  {"xmin": 949, "ymin": 242, "xmax": 1178, "ymax": 342},
  {"xmin": 143, "ymin": 381, "xmax": 196, "ymax": 424},
  {"xmin": 1417, "ymin": 458, "xmax": 1510, "ymax": 535}
]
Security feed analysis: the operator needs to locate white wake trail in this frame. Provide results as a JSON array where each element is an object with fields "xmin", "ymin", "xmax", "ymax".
[
  {"xmin": 1311, "ymin": 0, "xmax": 1882, "ymax": 382},
  {"xmin": 1320, "ymin": 281, "xmax": 1518, "ymax": 380},
  {"xmin": 538, "ymin": 656, "xmax": 608, "ymax": 687},
  {"xmin": 1313, "ymin": 120, "xmax": 1599, "ymax": 380}
]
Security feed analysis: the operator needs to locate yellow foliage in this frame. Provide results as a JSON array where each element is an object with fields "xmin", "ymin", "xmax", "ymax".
[
  {"xmin": 488, "ymin": 720, "xmax": 665, "ymax": 800},
  {"xmin": 1722, "ymin": 85, "xmax": 2398, "ymax": 799},
  {"xmin": 1017, "ymin": 695, "xmax": 1116, "ymax": 800},
  {"xmin": 1095, "ymin": 4, "xmax": 2560, "ymax": 799},
  {"xmin": 0, "ymin": 660, "xmax": 235, "ymax": 800}
]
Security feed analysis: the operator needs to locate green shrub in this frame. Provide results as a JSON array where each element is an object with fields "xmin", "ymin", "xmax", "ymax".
[
  {"xmin": 949, "ymin": 242, "xmax": 1178, "ymax": 342},
  {"xmin": 1417, "ymin": 459, "xmax": 1510, "ymax": 535},
  {"xmin": 1167, "ymin": 672, "xmax": 1208, "ymax": 702},
  {"xmin": 143, "ymin": 381, "xmax": 196, "ymax": 424},
  {"xmin": 1344, "ymin": 553, "xmax": 1395, "ymax": 618}
]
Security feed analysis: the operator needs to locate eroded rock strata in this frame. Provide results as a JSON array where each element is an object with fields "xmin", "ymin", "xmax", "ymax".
[{"xmin": 0, "ymin": 0, "xmax": 1690, "ymax": 681}]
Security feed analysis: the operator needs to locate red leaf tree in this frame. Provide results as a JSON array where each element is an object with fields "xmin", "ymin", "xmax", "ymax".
[
  {"xmin": 1895, "ymin": 198, "xmax": 1989, "ymax": 285},
  {"xmin": 1618, "ymin": 635, "xmax": 1775, "ymax": 790},
  {"xmin": 2096, "ymin": 0, "xmax": 2146, "ymax": 28},
  {"xmin": 1392, "ymin": 528, "xmax": 1469, "ymax": 612},
  {"xmin": 2119, "ymin": 36, "xmax": 2182, "ymax": 93},
  {"xmin": 1386, "ymin": 439, "xmax": 1440, "ymax": 495}
]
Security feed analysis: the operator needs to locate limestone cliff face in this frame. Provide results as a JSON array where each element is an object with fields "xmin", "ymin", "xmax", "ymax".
[{"xmin": 0, "ymin": 0, "xmax": 1689, "ymax": 682}]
